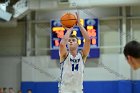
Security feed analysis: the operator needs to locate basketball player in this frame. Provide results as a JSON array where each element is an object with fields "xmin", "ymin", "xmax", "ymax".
[
  {"xmin": 59, "ymin": 13, "xmax": 90, "ymax": 93},
  {"xmin": 123, "ymin": 40, "xmax": 140, "ymax": 70}
]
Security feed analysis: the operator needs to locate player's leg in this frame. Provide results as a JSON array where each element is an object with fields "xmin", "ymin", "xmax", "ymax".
[
  {"xmin": 59, "ymin": 89, "xmax": 74, "ymax": 93},
  {"xmin": 74, "ymin": 89, "xmax": 83, "ymax": 93},
  {"xmin": 60, "ymin": 91, "xmax": 73, "ymax": 93}
]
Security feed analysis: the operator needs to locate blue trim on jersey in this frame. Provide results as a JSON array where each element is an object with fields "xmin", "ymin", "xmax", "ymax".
[
  {"xmin": 60, "ymin": 53, "xmax": 69, "ymax": 64},
  {"xmin": 59, "ymin": 53, "xmax": 69, "ymax": 85},
  {"xmin": 79, "ymin": 51, "xmax": 85, "ymax": 65},
  {"xmin": 78, "ymin": 52, "xmax": 85, "ymax": 76},
  {"xmin": 59, "ymin": 62, "xmax": 64, "ymax": 92},
  {"xmin": 59, "ymin": 53, "xmax": 68, "ymax": 82},
  {"xmin": 60, "ymin": 62, "xmax": 64, "ymax": 80},
  {"xmin": 59, "ymin": 61, "xmax": 65, "ymax": 86}
]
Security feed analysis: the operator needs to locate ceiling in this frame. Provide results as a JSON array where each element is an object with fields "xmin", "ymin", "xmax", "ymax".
[{"xmin": 0, "ymin": 0, "xmax": 18, "ymax": 6}]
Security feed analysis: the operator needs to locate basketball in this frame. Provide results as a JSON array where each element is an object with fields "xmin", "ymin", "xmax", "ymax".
[{"xmin": 60, "ymin": 13, "xmax": 77, "ymax": 28}]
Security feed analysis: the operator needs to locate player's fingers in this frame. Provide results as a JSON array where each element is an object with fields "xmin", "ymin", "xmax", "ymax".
[{"xmin": 65, "ymin": 27, "xmax": 73, "ymax": 31}]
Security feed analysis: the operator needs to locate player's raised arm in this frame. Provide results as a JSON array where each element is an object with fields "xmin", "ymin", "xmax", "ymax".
[
  {"xmin": 59, "ymin": 27, "xmax": 73, "ymax": 60},
  {"xmin": 76, "ymin": 13, "xmax": 90, "ymax": 58}
]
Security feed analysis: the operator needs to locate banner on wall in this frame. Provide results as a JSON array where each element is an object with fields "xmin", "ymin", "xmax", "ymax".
[{"xmin": 50, "ymin": 18, "xmax": 100, "ymax": 59}]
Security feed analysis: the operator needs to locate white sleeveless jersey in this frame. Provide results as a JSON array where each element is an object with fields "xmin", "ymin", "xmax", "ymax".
[{"xmin": 59, "ymin": 52, "xmax": 85, "ymax": 92}]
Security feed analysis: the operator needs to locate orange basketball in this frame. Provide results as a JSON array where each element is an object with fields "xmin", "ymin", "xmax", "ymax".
[{"xmin": 60, "ymin": 13, "xmax": 77, "ymax": 28}]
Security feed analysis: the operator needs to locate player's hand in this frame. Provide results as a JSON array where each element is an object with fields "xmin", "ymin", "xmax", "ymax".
[
  {"xmin": 62, "ymin": 24, "xmax": 73, "ymax": 30},
  {"xmin": 65, "ymin": 27, "xmax": 73, "ymax": 31}
]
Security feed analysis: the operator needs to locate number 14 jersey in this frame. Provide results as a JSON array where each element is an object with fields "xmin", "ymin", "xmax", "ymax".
[{"xmin": 59, "ymin": 52, "xmax": 85, "ymax": 92}]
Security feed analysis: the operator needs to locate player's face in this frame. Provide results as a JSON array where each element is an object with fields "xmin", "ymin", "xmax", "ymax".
[
  {"xmin": 28, "ymin": 91, "xmax": 32, "ymax": 93},
  {"xmin": 127, "ymin": 56, "xmax": 140, "ymax": 70},
  {"xmin": 68, "ymin": 37, "xmax": 78, "ymax": 49},
  {"xmin": 0, "ymin": 88, "xmax": 3, "ymax": 92}
]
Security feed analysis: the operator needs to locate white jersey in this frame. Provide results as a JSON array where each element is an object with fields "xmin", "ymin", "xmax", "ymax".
[{"xmin": 59, "ymin": 52, "xmax": 85, "ymax": 93}]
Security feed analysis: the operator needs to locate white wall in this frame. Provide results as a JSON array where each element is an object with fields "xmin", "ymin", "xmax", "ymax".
[
  {"xmin": 131, "ymin": 20, "xmax": 140, "ymax": 41},
  {"xmin": 100, "ymin": 20, "xmax": 120, "ymax": 53},
  {"xmin": 0, "ymin": 23, "xmax": 25, "ymax": 56},
  {"xmin": 2, "ymin": 7, "xmax": 140, "ymax": 56},
  {"xmin": 0, "ymin": 57, "xmax": 21, "ymax": 91},
  {"xmin": 21, "ymin": 54, "xmax": 131, "ymax": 82}
]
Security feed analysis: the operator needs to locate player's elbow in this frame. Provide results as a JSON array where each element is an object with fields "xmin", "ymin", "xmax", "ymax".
[
  {"xmin": 60, "ymin": 38, "xmax": 68, "ymax": 45},
  {"xmin": 60, "ymin": 40, "xmax": 66, "ymax": 47},
  {"xmin": 60, "ymin": 42, "xmax": 65, "ymax": 47}
]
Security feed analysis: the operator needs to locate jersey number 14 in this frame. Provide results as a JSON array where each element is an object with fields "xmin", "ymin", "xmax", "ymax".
[{"xmin": 72, "ymin": 64, "xmax": 79, "ymax": 71}]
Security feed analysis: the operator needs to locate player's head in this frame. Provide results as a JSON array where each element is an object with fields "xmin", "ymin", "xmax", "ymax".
[
  {"xmin": 27, "ymin": 89, "xmax": 32, "ymax": 93},
  {"xmin": 123, "ymin": 40, "xmax": 140, "ymax": 70},
  {"xmin": 9, "ymin": 88, "xmax": 14, "ymax": 93},
  {"xmin": 67, "ymin": 34, "xmax": 79, "ymax": 50},
  {"xmin": 0, "ymin": 88, "xmax": 3, "ymax": 92}
]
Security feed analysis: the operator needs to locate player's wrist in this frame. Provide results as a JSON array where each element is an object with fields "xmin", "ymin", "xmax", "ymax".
[{"xmin": 77, "ymin": 23, "xmax": 82, "ymax": 27}]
